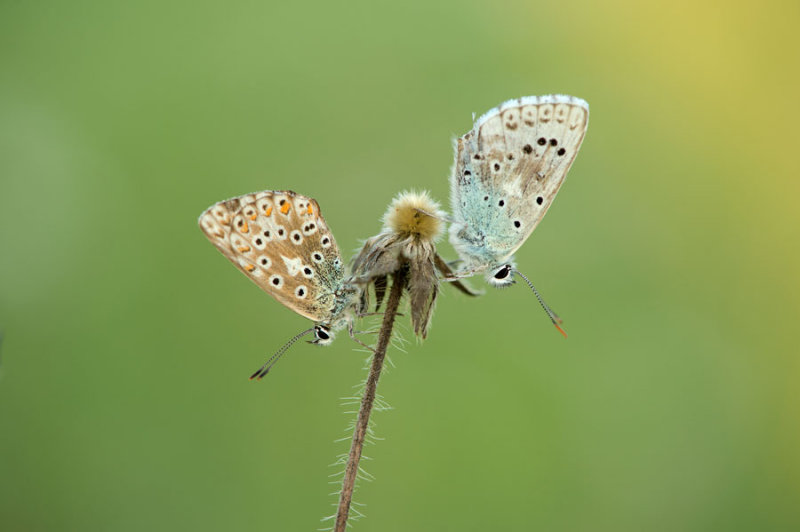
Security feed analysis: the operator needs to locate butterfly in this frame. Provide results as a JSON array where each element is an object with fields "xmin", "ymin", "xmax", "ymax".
[
  {"xmin": 198, "ymin": 190, "xmax": 359, "ymax": 378},
  {"xmin": 447, "ymin": 95, "xmax": 589, "ymax": 335}
]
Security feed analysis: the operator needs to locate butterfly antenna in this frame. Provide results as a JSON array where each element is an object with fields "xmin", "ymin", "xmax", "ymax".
[
  {"xmin": 249, "ymin": 328, "xmax": 315, "ymax": 380},
  {"xmin": 513, "ymin": 270, "xmax": 567, "ymax": 338}
]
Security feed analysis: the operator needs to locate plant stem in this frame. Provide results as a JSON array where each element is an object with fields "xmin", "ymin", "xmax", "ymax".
[{"xmin": 335, "ymin": 267, "xmax": 407, "ymax": 531}]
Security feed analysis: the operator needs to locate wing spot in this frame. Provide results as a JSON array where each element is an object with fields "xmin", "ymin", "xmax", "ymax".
[
  {"xmin": 290, "ymin": 230, "xmax": 303, "ymax": 244},
  {"xmin": 483, "ymin": 196, "xmax": 489, "ymax": 201},
  {"xmin": 557, "ymin": 148, "xmax": 566, "ymax": 156},
  {"xmin": 259, "ymin": 256, "xmax": 271, "ymax": 269},
  {"xmin": 498, "ymin": 199, "xmax": 505, "ymax": 207},
  {"xmin": 276, "ymin": 227, "xmax": 286, "ymax": 239},
  {"xmin": 270, "ymin": 275, "xmax": 283, "ymax": 288},
  {"xmin": 321, "ymin": 236, "xmax": 332, "ymax": 248},
  {"xmin": 295, "ymin": 286, "xmax": 308, "ymax": 299},
  {"xmin": 537, "ymin": 137, "xmax": 547, "ymax": 146},
  {"xmin": 507, "ymin": 153, "xmax": 514, "ymax": 160},
  {"xmin": 550, "ymin": 138, "xmax": 558, "ymax": 146},
  {"xmin": 473, "ymin": 154, "xmax": 481, "ymax": 160},
  {"xmin": 302, "ymin": 266, "xmax": 314, "ymax": 278},
  {"xmin": 244, "ymin": 264, "xmax": 256, "ymax": 272},
  {"xmin": 536, "ymin": 196, "xmax": 544, "ymax": 205},
  {"xmin": 514, "ymin": 221, "xmax": 521, "ymax": 228},
  {"xmin": 311, "ymin": 252, "xmax": 324, "ymax": 263},
  {"xmin": 464, "ymin": 170, "xmax": 471, "ymax": 176},
  {"xmin": 523, "ymin": 144, "xmax": 533, "ymax": 154},
  {"xmin": 493, "ymin": 163, "xmax": 500, "ymax": 171}
]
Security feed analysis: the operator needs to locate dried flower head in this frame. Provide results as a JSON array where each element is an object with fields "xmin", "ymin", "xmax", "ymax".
[
  {"xmin": 382, "ymin": 190, "xmax": 445, "ymax": 244},
  {"xmin": 351, "ymin": 191, "xmax": 446, "ymax": 338}
]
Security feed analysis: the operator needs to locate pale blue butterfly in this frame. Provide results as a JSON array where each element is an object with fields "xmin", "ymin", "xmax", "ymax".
[{"xmin": 447, "ymin": 95, "xmax": 589, "ymax": 335}]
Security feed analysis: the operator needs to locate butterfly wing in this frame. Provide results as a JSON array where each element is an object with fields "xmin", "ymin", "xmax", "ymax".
[
  {"xmin": 198, "ymin": 190, "xmax": 346, "ymax": 323},
  {"xmin": 449, "ymin": 95, "xmax": 589, "ymax": 270}
]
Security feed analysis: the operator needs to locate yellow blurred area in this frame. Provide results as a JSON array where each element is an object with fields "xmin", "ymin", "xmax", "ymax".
[{"xmin": 1, "ymin": 1, "xmax": 798, "ymax": 530}]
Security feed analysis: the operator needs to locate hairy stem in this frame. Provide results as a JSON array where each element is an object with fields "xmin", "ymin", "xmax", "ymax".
[{"xmin": 335, "ymin": 267, "xmax": 407, "ymax": 531}]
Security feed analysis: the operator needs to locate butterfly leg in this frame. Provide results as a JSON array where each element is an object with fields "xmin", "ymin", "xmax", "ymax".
[
  {"xmin": 348, "ymin": 321, "xmax": 377, "ymax": 353},
  {"xmin": 433, "ymin": 254, "xmax": 482, "ymax": 296}
]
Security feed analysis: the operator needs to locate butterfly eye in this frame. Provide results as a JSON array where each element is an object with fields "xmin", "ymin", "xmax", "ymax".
[
  {"xmin": 313, "ymin": 325, "xmax": 333, "ymax": 345},
  {"xmin": 493, "ymin": 265, "xmax": 512, "ymax": 280}
]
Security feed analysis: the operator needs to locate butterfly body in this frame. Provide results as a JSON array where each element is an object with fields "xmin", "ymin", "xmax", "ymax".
[
  {"xmin": 449, "ymin": 95, "xmax": 589, "ymax": 282},
  {"xmin": 199, "ymin": 190, "xmax": 357, "ymax": 344}
]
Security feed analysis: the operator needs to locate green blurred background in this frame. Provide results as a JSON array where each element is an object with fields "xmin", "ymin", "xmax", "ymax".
[{"xmin": 2, "ymin": 0, "xmax": 798, "ymax": 530}]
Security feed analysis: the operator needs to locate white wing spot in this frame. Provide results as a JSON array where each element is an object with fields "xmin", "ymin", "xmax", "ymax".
[
  {"xmin": 301, "ymin": 265, "xmax": 315, "ymax": 278},
  {"xmin": 295, "ymin": 285, "xmax": 308, "ymax": 299},
  {"xmin": 311, "ymin": 251, "xmax": 324, "ymax": 263},
  {"xmin": 258, "ymin": 256, "xmax": 271, "ymax": 269},
  {"xmin": 320, "ymin": 235, "xmax": 332, "ymax": 248},
  {"xmin": 281, "ymin": 255, "xmax": 303, "ymax": 276},
  {"xmin": 290, "ymin": 230, "xmax": 303, "ymax": 245},
  {"xmin": 269, "ymin": 274, "xmax": 284, "ymax": 288}
]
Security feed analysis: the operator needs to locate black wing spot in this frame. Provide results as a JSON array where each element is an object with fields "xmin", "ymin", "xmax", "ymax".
[
  {"xmin": 483, "ymin": 196, "xmax": 489, "ymax": 201},
  {"xmin": 493, "ymin": 163, "xmax": 500, "ymax": 171},
  {"xmin": 557, "ymin": 148, "xmax": 566, "ymax": 156},
  {"xmin": 464, "ymin": 170, "xmax": 471, "ymax": 176},
  {"xmin": 550, "ymin": 138, "xmax": 558, "ymax": 146},
  {"xmin": 536, "ymin": 196, "xmax": 544, "ymax": 205},
  {"xmin": 537, "ymin": 137, "xmax": 547, "ymax": 146},
  {"xmin": 523, "ymin": 144, "xmax": 533, "ymax": 154},
  {"xmin": 474, "ymin": 154, "xmax": 481, "ymax": 160},
  {"xmin": 514, "ymin": 220, "xmax": 521, "ymax": 228},
  {"xmin": 498, "ymin": 200, "xmax": 505, "ymax": 207}
]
